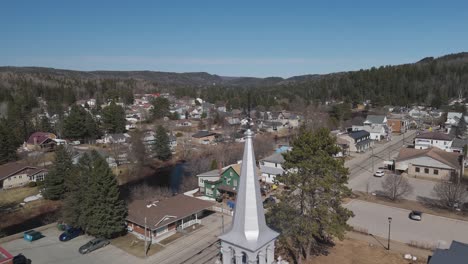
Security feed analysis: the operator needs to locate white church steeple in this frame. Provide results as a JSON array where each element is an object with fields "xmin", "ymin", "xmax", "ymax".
[{"xmin": 219, "ymin": 129, "xmax": 279, "ymax": 264}]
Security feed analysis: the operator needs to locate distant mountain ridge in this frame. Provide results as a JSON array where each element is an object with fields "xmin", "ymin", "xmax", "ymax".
[{"xmin": 1, "ymin": 51, "xmax": 467, "ymax": 92}]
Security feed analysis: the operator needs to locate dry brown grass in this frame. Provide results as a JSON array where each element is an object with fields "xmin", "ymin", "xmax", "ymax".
[
  {"xmin": 159, "ymin": 232, "xmax": 184, "ymax": 245},
  {"xmin": 0, "ymin": 186, "xmax": 39, "ymax": 206},
  {"xmin": 111, "ymin": 233, "xmax": 164, "ymax": 258},
  {"xmin": 308, "ymin": 238, "xmax": 425, "ymax": 264},
  {"xmin": 0, "ymin": 199, "xmax": 61, "ymax": 231}
]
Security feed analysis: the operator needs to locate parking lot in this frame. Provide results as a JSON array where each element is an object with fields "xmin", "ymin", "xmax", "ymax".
[{"xmin": 2, "ymin": 227, "xmax": 138, "ymax": 264}]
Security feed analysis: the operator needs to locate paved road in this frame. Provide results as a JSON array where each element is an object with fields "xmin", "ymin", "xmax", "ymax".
[
  {"xmin": 1, "ymin": 213, "xmax": 231, "ymax": 264},
  {"xmin": 345, "ymin": 130, "xmax": 438, "ymax": 201},
  {"xmin": 346, "ymin": 200, "xmax": 468, "ymax": 249}
]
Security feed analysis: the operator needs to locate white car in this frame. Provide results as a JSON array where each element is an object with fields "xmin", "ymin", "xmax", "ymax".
[{"xmin": 374, "ymin": 170, "xmax": 385, "ymax": 177}]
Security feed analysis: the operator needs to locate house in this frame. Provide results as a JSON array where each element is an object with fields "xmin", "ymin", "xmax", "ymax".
[
  {"xmin": 259, "ymin": 152, "xmax": 285, "ymax": 184},
  {"xmin": 363, "ymin": 115, "xmax": 387, "ymax": 126},
  {"xmin": 126, "ymin": 194, "xmax": 214, "ymax": 243},
  {"xmin": 203, "ymin": 164, "xmax": 242, "ymax": 199},
  {"xmin": 191, "ymin": 130, "xmax": 218, "ymax": 144},
  {"xmin": 428, "ymin": 240, "xmax": 468, "ymax": 264},
  {"xmin": 414, "ymin": 132, "xmax": 454, "ymax": 151},
  {"xmin": 387, "ymin": 118, "xmax": 409, "ymax": 133},
  {"xmin": 102, "ymin": 133, "xmax": 131, "ymax": 144},
  {"xmin": 26, "ymin": 132, "xmax": 57, "ymax": 151},
  {"xmin": 338, "ymin": 130, "xmax": 372, "ymax": 153},
  {"xmin": 451, "ymin": 138, "xmax": 468, "ymax": 153},
  {"xmin": 395, "ymin": 147, "xmax": 462, "ymax": 181},
  {"xmin": 176, "ymin": 120, "xmax": 192, "ymax": 127},
  {"xmin": 352, "ymin": 124, "xmax": 387, "ymax": 141},
  {"xmin": 409, "ymin": 109, "xmax": 428, "ymax": 118},
  {"xmin": 196, "ymin": 168, "xmax": 221, "ymax": 194},
  {"xmin": 0, "ymin": 162, "xmax": 47, "ymax": 189}
]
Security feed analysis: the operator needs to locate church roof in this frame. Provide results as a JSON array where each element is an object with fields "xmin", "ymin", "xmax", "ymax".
[{"xmin": 219, "ymin": 129, "xmax": 279, "ymax": 252}]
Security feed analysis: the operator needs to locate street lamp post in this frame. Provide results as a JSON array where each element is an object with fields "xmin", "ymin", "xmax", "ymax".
[{"xmin": 387, "ymin": 217, "xmax": 392, "ymax": 250}]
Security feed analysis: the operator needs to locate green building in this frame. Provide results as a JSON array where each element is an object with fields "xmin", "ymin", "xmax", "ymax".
[{"xmin": 201, "ymin": 164, "xmax": 241, "ymax": 199}]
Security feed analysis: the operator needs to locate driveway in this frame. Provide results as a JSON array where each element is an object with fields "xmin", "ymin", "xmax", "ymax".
[
  {"xmin": 2, "ymin": 228, "xmax": 137, "ymax": 264},
  {"xmin": 346, "ymin": 200, "xmax": 468, "ymax": 249}
]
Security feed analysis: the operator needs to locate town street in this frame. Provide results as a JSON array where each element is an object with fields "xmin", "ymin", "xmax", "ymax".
[
  {"xmin": 345, "ymin": 130, "xmax": 439, "ymax": 201},
  {"xmin": 346, "ymin": 200, "xmax": 468, "ymax": 249}
]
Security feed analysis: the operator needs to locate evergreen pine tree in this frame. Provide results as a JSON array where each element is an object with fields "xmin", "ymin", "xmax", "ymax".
[
  {"xmin": 154, "ymin": 125, "xmax": 172, "ymax": 161},
  {"xmin": 102, "ymin": 101, "xmax": 126, "ymax": 133},
  {"xmin": 63, "ymin": 105, "xmax": 88, "ymax": 140},
  {"xmin": 0, "ymin": 119, "xmax": 20, "ymax": 165},
  {"xmin": 266, "ymin": 127, "xmax": 354, "ymax": 262},
  {"xmin": 84, "ymin": 151, "xmax": 127, "ymax": 238},
  {"xmin": 43, "ymin": 145, "xmax": 73, "ymax": 200}
]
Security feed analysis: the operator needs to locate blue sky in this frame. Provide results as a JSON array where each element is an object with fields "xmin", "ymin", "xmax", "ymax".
[{"xmin": 1, "ymin": 1, "xmax": 467, "ymax": 77}]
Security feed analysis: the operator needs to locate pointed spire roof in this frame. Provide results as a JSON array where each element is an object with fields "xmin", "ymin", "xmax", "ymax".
[{"xmin": 219, "ymin": 129, "xmax": 279, "ymax": 251}]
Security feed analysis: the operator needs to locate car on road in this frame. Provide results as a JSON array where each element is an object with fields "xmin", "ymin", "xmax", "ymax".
[
  {"xmin": 374, "ymin": 170, "xmax": 385, "ymax": 177},
  {"xmin": 59, "ymin": 227, "xmax": 83, "ymax": 241},
  {"xmin": 409, "ymin": 210, "xmax": 422, "ymax": 221},
  {"xmin": 79, "ymin": 238, "xmax": 110, "ymax": 254}
]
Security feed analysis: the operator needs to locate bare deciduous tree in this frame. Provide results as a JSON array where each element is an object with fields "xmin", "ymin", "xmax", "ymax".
[
  {"xmin": 130, "ymin": 184, "xmax": 172, "ymax": 200},
  {"xmin": 433, "ymin": 181, "xmax": 468, "ymax": 209},
  {"xmin": 381, "ymin": 174, "xmax": 413, "ymax": 201}
]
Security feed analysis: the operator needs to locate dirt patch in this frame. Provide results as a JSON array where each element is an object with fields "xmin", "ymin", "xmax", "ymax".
[
  {"xmin": 111, "ymin": 233, "xmax": 164, "ymax": 258},
  {"xmin": 308, "ymin": 237, "xmax": 425, "ymax": 264},
  {"xmin": 354, "ymin": 192, "xmax": 468, "ymax": 221}
]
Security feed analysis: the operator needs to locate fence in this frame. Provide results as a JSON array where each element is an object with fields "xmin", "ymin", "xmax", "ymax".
[
  {"xmin": 211, "ymin": 206, "xmax": 233, "ymax": 216},
  {"xmin": 178, "ymin": 219, "xmax": 201, "ymax": 230}
]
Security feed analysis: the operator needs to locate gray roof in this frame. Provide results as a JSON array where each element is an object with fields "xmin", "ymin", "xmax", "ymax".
[
  {"xmin": 192, "ymin": 130, "xmax": 217, "ymax": 138},
  {"xmin": 261, "ymin": 152, "xmax": 285, "ymax": 164},
  {"xmin": 196, "ymin": 169, "xmax": 219, "ymax": 178},
  {"xmin": 260, "ymin": 165, "xmax": 283, "ymax": 176},
  {"xmin": 452, "ymin": 138, "xmax": 468, "ymax": 149},
  {"xmin": 348, "ymin": 130, "xmax": 370, "ymax": 140},
  {"xmin": 365, "ymin": 115, "xmax": 386, "ymax": 124},
  {"xmin": 219, "ymin": 129, "xmax": 279, "ymax": 251},
  {"xmin": 429, "ymin": 241, "xmax": 468, "ymax": 264}
]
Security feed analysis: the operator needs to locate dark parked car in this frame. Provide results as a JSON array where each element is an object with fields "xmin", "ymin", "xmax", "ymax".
[
  {"xmin": 13, "ymin": 254, "xmax": 31, "ymax": 264},
  {"xmin": 59, "ymin": 227, "xmax": 83, "ymax": 241},
  {"xmin": 409, "ymin": 210, "xmax": 422, "ymax": 221},
  {"xmin": 79, "ymin": 238, "xmax": 110, "ymax": 254}
]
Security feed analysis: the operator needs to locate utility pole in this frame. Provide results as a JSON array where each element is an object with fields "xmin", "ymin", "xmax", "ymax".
[
  {"xmin": 387, "ymin": 217, "xmax": 392, "ymax": 250},
  {"xmin": 144, "ymin": 217, "xmax": 147, "ymax": 257},
  {"xmin": 371, "ymin": 147, "xmax": 374, "ymax": 173}
]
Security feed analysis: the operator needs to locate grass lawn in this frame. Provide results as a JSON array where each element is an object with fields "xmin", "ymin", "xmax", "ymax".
[
  {"xmin": 112, "ymin": 233, "xmax": 164, "ymax": 258},
  {"xmin": 308, "ymin": 237, "xmax": 426, "ymax": 264},
  {"xmin": 354, "ymin": 192, "xmax": 468, "ymax": 221},
  {"xmin": 0, "ymin": 186, "xmax": 39, "ymax": 207}
]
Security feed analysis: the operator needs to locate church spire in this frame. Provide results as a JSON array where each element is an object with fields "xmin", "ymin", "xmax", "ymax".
[{"xmin": 219, "ymin": 129, "xmax": 279, "ymax": 264}]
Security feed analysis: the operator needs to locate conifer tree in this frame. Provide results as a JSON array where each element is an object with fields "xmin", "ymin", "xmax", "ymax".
[
  {"xmin": 0, "ymin": 119, "xmax": 20, "ymax": 165},
  {"xmin": 63, "ymin": 105, "xmax": 88, "ymax": 140},
  {"xmin": 83, "ymin": 151, "xmax": 127, "ymax": 238},
  {"xmin": 266, "ymin": 127, "xmax": 353, "ymax": 263},
  {"xmin": 43, "ymin": 145, "xmax": 73, "ymax": 200},
  {"xmin": 102, "ymin": 101, "xmax": 126, "ymax": 133},
  {"xmin": 154, "ymin": 125, "xmax": 172, "ymax": 161}
]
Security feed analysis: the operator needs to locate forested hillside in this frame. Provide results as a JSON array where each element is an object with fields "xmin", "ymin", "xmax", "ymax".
[{"xmin": 0, "ymin": 52, "xmax": 467, "ymax": 112}]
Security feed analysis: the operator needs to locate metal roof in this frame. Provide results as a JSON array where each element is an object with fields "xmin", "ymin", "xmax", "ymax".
[
  {"xmin": 429, "ymin": 241, "xmax": 468, "ymax": 264},
  {"xmin": 219, "ymin": 129, "xmax": 279, "ymax": 251}
]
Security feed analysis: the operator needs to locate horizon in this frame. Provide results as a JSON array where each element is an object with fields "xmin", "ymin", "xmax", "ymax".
[{"xmin": 2, "ymin": 1, "xmax": 468, "ymax": 77}]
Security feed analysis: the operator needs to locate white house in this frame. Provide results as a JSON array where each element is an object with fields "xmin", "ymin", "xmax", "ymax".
[
  {"xmin": 352, "ymin": 124, "xmax": 387, "ymax": 141},
  {"xmin": 259, "ymin": 152, "xmax": 285, "ymax": 184},
  {"xmin": 102, "ymin": 133, "xmax": 131, "ymax": 144},
  {"xmin": 414, "ymin": 132, "xmax": 454, "ymax": 151}
]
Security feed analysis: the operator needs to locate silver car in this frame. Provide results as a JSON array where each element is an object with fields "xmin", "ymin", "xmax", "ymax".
[{"xmin": 79, "ymin": 238, "xmax": 110, "ymax": 254}]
